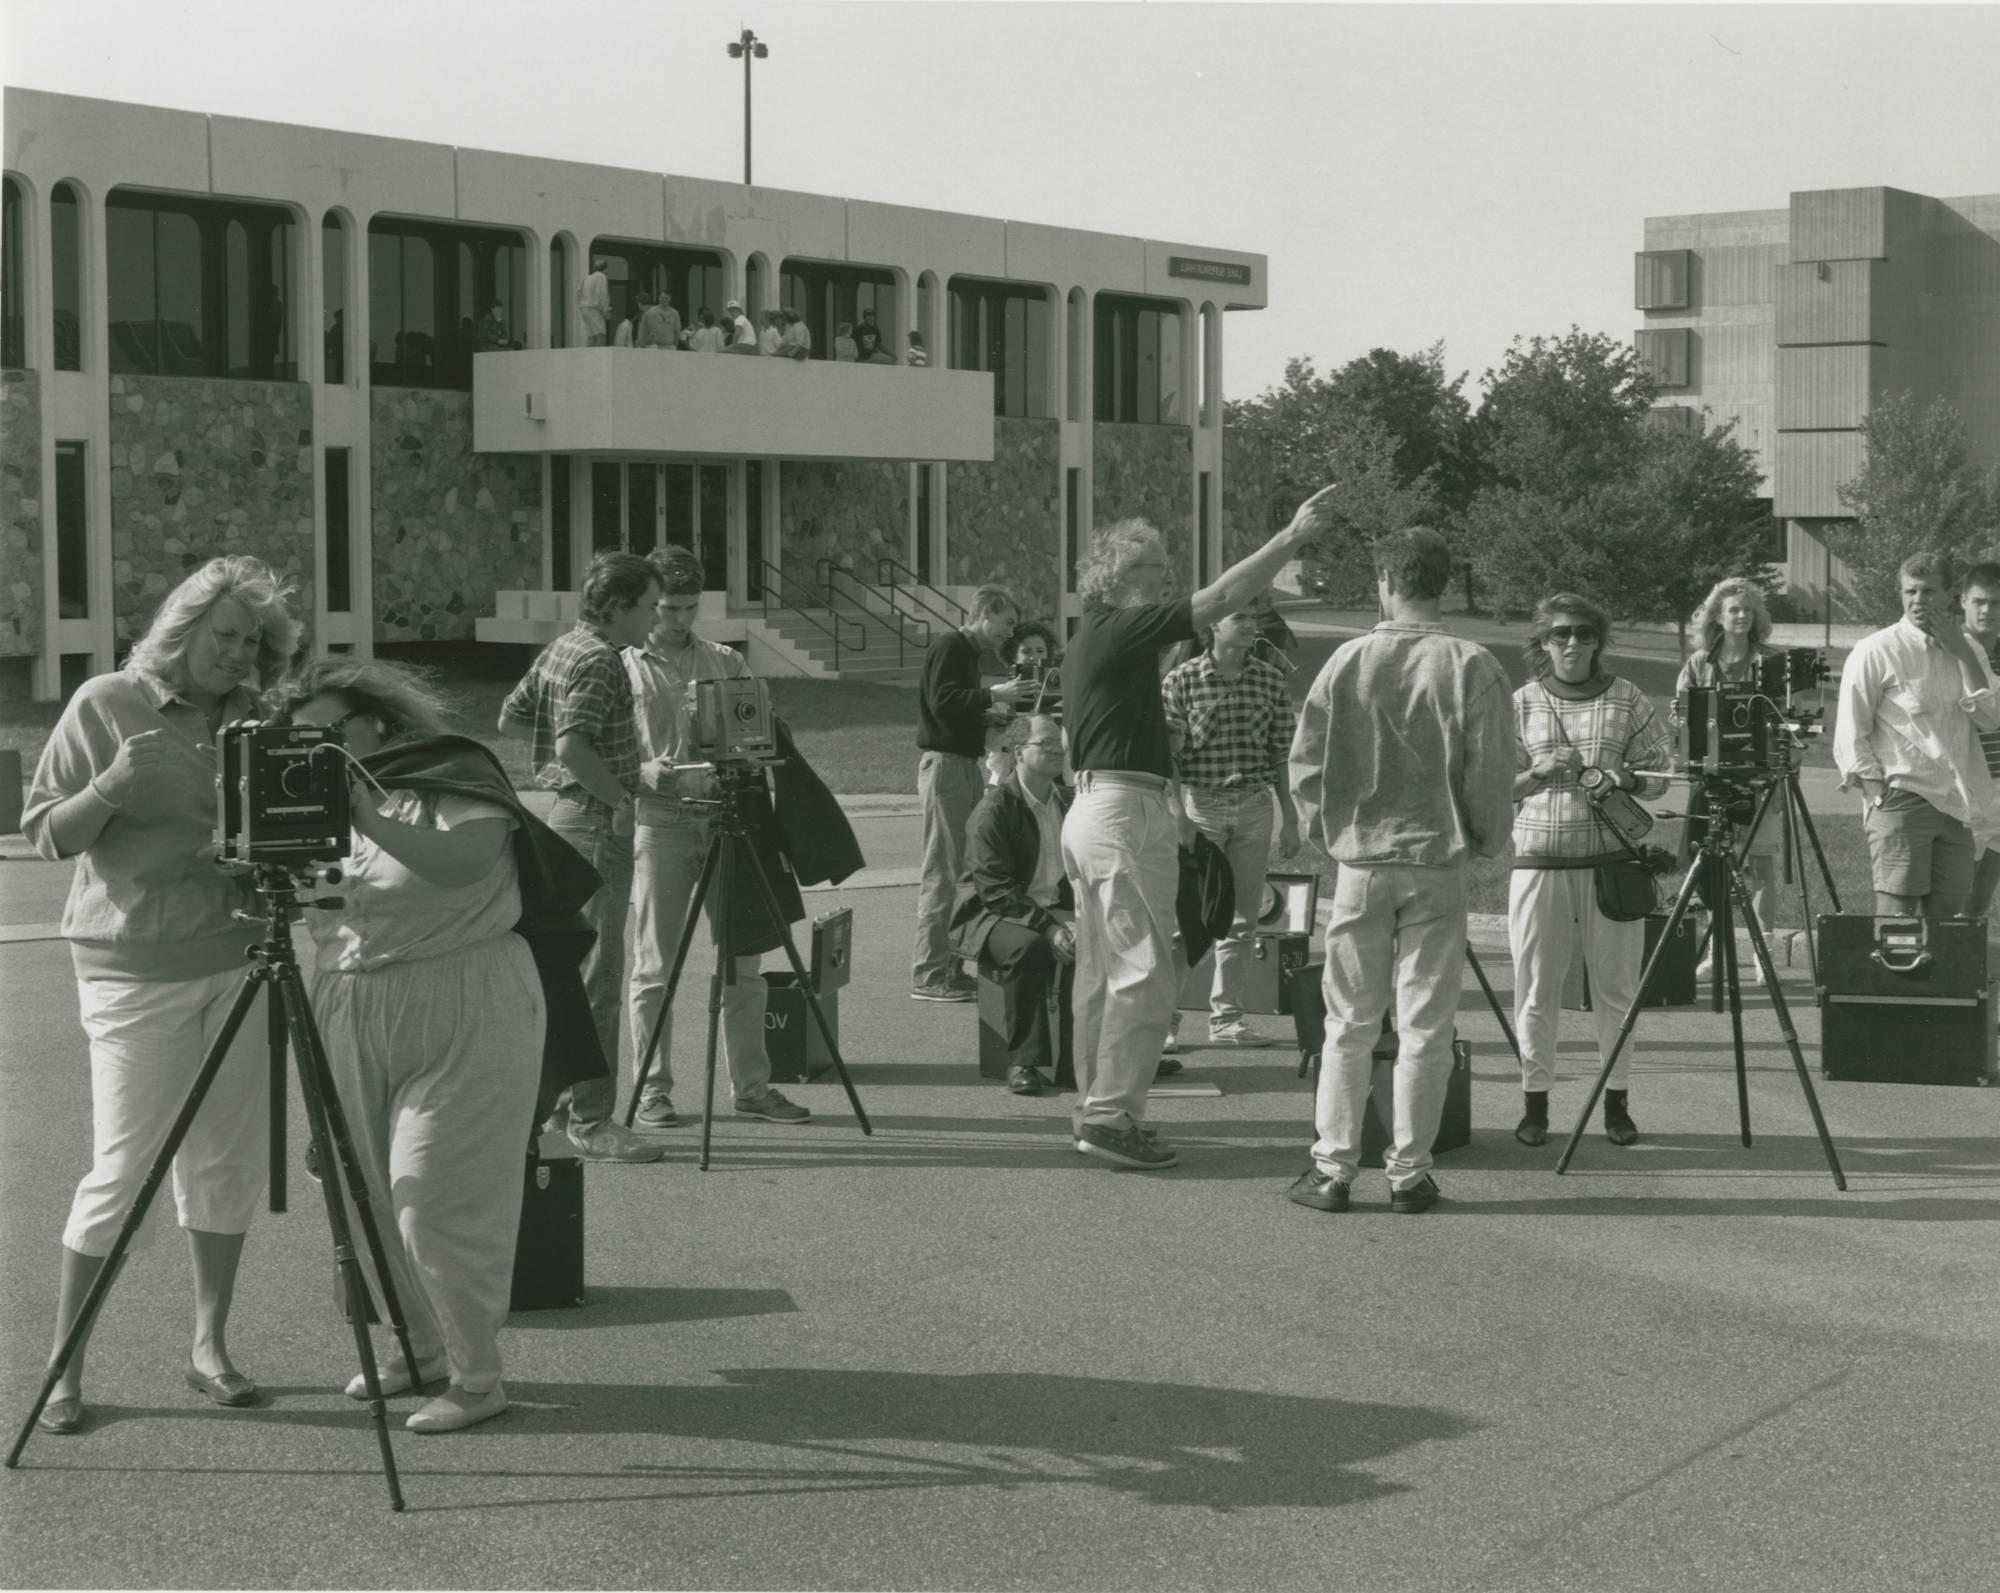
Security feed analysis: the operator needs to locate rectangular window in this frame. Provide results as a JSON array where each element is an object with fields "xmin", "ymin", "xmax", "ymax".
[
  {"xmin": 322, "ymin": 216, "xmax": 346, "ymax": 384},
  {"xmin": 627, "ymin": 462, "xmax": 657, "ymax": 557},
  {"xmin": 947, "ymin": 277, "xmax": 1051, "ymax": 418},
  {"xmin": 591, "ymin": 461, "xmax": 622, "ymax": 552},
  {"xmin": 1635, "ymin": 327, "xmax": 1692, "ymax": 389},
  {"xmin": 698, "ymin": 465, "xmax": 729, "ymax": 593},
  {"xmin": 770, "ymin": 258, "xmax": 895, "ymax": 361},
  {"xmin": 745, "ymin": 461, "xmax": 765, "ymax": 600},
  {"xmin": 325, "ymin": 448, "xmax": 352, "ymax": 612},
  {"xmin": 916, "ymin": 465, "xmax": 935, "ymax": 584},
  {"xmin": 1198, "ymin": 471, "xmax": 1212, "ymax": 588},
  {"xmin": 105, "ymin": 191, "xmax": 295, "ymax": 380},
  {"xmin": 51, "ymin": 185, "xmax": 80, "ymax": 371},
  {"xmin": 662, "ymin": 462, "xmax": 695, "ymax": 560},
  {"xmin": 1094, "ymin": 295, "xmax": 1185, "ymax": 425},
  {"xmin": 1065, "ymin": 468, "xmax": 1080, "ymax": 594},
  {"xmin": 1635, "ymin": 249, "xmax": 1692, "ymax": 311},
  {"xmin": 2, "ymin": 178, "xmax": 24, "ymax": 370},
  {"xmin": 549, "ymin": 455, "xmax": 572, "ymax": 589},
  {"xmin": 369, "ymin": 218, "xmax": 524, "ymax": 389},
  {"xmin": 55, "ymin": 442, "xmax": 88, "ymax": 618}
]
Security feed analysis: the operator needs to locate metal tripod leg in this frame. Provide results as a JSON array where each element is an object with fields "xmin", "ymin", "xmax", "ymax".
[
  {"xmin": 1716, "ymin": 854, "xmax": 1753, "ymax": 1146},
  {"xmin": 697, "ymin": 830, "xmax": 736, "ymax": 1172},
  {"xmin": 736, "ymin": 834, "xmax": 874, "ymax": 1137},
  {"xmin": 274, "ymin": 962, "xmax": 420, "ymax": 1508},
  {"xmin": 1554, "ymin": 862, "xmax": 1705, "ymax": 1175},
  {"xmin": 6, "ymin": 971, "xmax": 265, "ymax": 1466},
  {"xmin": 624, "ymin": 829, "xmax": 724, "ymax": 1127},
  {"xmin": 1732, "ymin": 874, "xmax": 1846, "ymax": 1189},
  {"xmin": 1462, "ymin": 944, "xmax": 1524, "ymax": 1067}
]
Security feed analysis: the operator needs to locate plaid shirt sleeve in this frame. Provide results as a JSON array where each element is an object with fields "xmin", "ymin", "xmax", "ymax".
[
  {"xmin": 553, "ymin": 647, "xmax": 624, "ymax": 746},
  {"xmin": 1161, "ymin": 663, "xmax": 1191, "ymax": 738}
]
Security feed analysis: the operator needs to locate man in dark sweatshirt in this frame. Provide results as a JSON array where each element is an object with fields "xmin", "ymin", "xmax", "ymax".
[{"xmin": 912, "ymin": 584, "xmax": 1036, "ymax": 1000}]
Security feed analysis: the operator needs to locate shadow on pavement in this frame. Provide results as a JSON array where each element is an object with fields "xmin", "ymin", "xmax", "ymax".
[{"xmin": 507, "ymin": 1285, "xmax": 799, "ymax": 1332}]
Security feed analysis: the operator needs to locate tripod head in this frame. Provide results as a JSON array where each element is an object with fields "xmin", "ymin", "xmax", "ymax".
[{"xmin": 667, "ymin": 757, "xmax": 784, "ymax": 831}]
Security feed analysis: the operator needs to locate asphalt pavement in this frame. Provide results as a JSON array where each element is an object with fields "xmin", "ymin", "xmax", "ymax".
[{"xmin": 1, "ymin": 791, "xmax": 1996, "ymax": 1592}]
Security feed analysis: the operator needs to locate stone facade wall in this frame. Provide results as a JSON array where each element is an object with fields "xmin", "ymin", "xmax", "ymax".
[
  {"xmin": 372, "ymin": 389, "xmax": 541, "ymax": 642},
  {"xmin": 944, "ymin": 417, "xmax": 1062, "ymax": 623},
  {"xmin": 1091, "ymin": 423, "xmax": 1194, "ymax": 577},
  {"xmin": 0, "ymin": 370, "xmax": 41, "ymax": 658},
  {"xmin": 776, "ymin": 460, "xmax": 909, "ymax": 599},
  {"xmin": 108, "ymin": 375, "xmax": 315, "ymax": 654},
  {"xmin": 1221, "ymin": 424, "xmax": 1284, "ymax": 565}
]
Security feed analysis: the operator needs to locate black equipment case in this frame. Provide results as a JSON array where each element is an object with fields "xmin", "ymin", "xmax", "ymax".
[
  {"xmin": 511, "ymin": 1151, "xmax": 585, "ymax": 1311},
  {"xmin": 1817, "ymin": 915, "xmax": 1997, "ymax": 1086},
  {"xmin": 977, "ymin": 959, "xmax": 1076, "ymax": 1086},
  {"xmin": 1178, "ymin": 873, "xmax": 1318, "ymax": 1016},
  {"xmin": 1287, "ymin": 965, "xmax": 1472, "ymax": 1166},
  {"xmin": 1562, "ymin": 912, "xmax": 1699, "ymax": 1011},
  {"xmin": 763, "ymin": 908, "xmax": 852, "ymax": 1083},
  {"xmin": 341, "ymin": 1149, "xmax": 586, "ymax": 1321}
]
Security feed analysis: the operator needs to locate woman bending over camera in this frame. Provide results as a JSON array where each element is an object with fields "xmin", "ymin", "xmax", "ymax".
[
  {"xmin": 280, "ymin": 658, "xmax": 549, "ymax": 1434},
  {"xmin": 23, "ymin": 556, "xmax": 300, "ymax": 1434}
]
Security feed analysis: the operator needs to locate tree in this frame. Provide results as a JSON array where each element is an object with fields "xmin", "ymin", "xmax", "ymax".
[
  {"xmin": 1226, "ymin": 345, "xmax": 1466, "ymax": 601},
  {"xmin": 1464, "ymin": 331, "xmax": 1775, "ymax": 636},
  {"xmin": 1826, "ymin": 391, "xmax": 2000, "ymax": 615}
]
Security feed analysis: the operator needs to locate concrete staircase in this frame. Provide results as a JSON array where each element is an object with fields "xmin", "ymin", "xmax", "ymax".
[{"xmin": 752, "ymin": 606, "xmax": 929, "ymax": 686}]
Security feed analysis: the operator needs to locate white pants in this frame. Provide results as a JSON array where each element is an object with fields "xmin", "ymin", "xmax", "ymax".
[
  {"xmin": 628, "ymin": 817, "xmax": 769, "ymax": 1101},
  {"xmin": 1509, "ymin": 868, "xmax": 1642, "ymax": 1095},
  {"xmin": 1311, "ymin": 863, "xmax": 1466, "ymax": 1189},
  {"xmin": 65, "ymin": 965, "xmax": 270, "ymax": 1256},
  {"xmin": 313, "ymin": 935, "xmax": 544, "ymax": 1393},
  {"xmin": 1062, "ymin": 780, "xmax": 1178, "ymax": 1132},
  {"xmin": 1181, "ymin": 785, "xmax": 1277, "ymax": 1031}
]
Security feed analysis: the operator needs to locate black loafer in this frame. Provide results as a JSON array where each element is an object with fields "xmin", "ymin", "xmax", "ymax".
[
  {"xmin": 1155, "ymin": 1056, "xmax": 1184, "ymax": 1077},
  {"xmin": 1514, "ymin": 1113, "xmax": 1549, "ymax": 1147},
  {"xmin": 1007, "ymin": 1066, "xmax": 1048, "ymax": 1096},
  {"xmin": 1389, "ymin": 1175, "xmax": 1442, "ymax": 1215},
  {"xmin": 37, "ymin": 1396, "xmax": 85, "ymax": 1435},
  {"xmin": 1604, "ymin": 1102, "xmax": 1640, "ymax": 1147},
  {"xmin": 1286, "ymin": 1169, "xmax": 1351, "ymax": 1212}
]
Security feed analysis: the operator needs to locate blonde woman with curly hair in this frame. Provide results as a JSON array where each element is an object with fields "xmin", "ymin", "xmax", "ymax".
[
  {"xmin": 1060, "ymin": 487, "xmax": 1336, "ymax": 1171},
  {"xmin": 1674, "ymin": 577, "xmax": 1782, "ymax": 978},
  {"xmin": 22, "ymin": 555, "xmax": 300, "ymax": 1435}
]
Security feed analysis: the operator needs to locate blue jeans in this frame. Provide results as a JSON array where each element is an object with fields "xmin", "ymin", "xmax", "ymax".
[
  {"xmin": 544, "ymin": 795, "xmax": 634, "ymax": 1127},
  {"xmin": 1181, "ymin": 784, "xmax": 1277, "ymax": 1031},
  {"xmin": 911, "ymin": 751, "xmax": 984, "ymax": 990}
]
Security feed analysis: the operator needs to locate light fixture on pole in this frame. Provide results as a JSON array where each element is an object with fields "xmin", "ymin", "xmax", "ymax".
[{"xmin": 724, "ymin": 28, "xmax": 769, "ymax": 186}]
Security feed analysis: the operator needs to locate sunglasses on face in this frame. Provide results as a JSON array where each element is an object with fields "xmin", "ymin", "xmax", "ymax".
[{"xmin": 1548, "ymin": 625, "xmax": 1598, "ymax": 645}]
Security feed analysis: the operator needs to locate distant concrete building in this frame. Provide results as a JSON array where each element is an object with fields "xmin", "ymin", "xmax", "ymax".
[
  {"xmin": 1, "ymin": 88, "xmax": 1267, "ymax": 700},
  {"xmin": 1636, "ymin": 185, "xmax": 2000, "ymax": 619}
]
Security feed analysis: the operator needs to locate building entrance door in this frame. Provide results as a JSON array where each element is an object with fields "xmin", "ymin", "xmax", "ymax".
[{"xmin": 589, "ymin": 459, "xmax": 737, "ymax": 597}]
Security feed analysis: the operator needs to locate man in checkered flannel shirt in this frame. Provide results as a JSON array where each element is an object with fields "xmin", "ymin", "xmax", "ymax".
[{"xmin": 1163, "ymin": 608, "xmax": 1301, "ymax": 1046}]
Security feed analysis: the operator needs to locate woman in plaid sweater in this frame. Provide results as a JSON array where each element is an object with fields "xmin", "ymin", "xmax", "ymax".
[{"xmin": 1508, "ymin": 593, "xmax": 1673, "ymax": 1149}]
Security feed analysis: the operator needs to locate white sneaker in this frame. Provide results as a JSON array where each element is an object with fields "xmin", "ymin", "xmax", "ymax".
[
  {"xmin": 1207, "ymin": 1023, "xmax": 1272, "ymax": 1048},
  {"xmin": 1164, "ymin": 1012, "xmax": 1182, "ymax": 1055},
  {"xmin": 406, "ymin": 1383, "xmax": 508, "ymax": 1434}
]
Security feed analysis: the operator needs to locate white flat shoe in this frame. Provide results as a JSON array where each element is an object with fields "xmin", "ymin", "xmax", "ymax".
[
  {"xmin": 406, "ymin": 1383, "xmax": 508, "ymax": 1433},
  {"xmin": 344, "ymin": 1355, "xmax": 448, "ymax": 1400}
]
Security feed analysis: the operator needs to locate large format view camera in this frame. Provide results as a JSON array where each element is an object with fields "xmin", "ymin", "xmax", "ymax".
[
  {"xmin": 215, "ymin": 720, "xmax": 351, "ymax": 867},
  {"xmin": 1677, "ymin": 648, "xmax": 1829, "ymax": 777},
  {"xmin": 690, "ymin": 676, "xmax": 777, "ymax": 764}
]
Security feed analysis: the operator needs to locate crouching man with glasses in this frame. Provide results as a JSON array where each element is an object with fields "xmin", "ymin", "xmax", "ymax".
[
  {"xmin": 949, "ymin": 715, "xmax": 1075, "ymax": 1095},
  {"xmin": 1061, "ymin": 487, "xmax": 1336, "ymax": 1171}
]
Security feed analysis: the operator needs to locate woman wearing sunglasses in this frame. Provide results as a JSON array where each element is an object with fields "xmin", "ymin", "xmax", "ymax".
[{"xmin": 1508, "ymin": 594, "xmax": 1674, "ymax": 1149}]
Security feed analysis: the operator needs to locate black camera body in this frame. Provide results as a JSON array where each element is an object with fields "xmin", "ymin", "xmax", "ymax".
[
  {"xmin": 1680, "ymin": 684, "xmax": 1783, "ymax": 775},
  {"xmin": 215, "ymin": 720, "xmax": 351, "ymax": 867},
  {"xmin": 1757, "ymin": 647, "xmax": 1831, "ymax": 697}
]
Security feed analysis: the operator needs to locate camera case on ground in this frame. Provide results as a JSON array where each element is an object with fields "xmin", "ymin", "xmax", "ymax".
[
  {"xmin": 763, "ymin": 908, "xmax": 852, "ymax": 1083},
  {"xmin": 1817, "ymin": 915, "xmax": 1998, "ymax": 1086}
]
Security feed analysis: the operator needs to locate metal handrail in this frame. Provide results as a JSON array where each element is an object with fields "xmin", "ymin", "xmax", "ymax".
[
  {"xmin": 876, "ymin": 555, "xmax": 965, "ymax": 633},
  {"xmin": 818, "ymin": 560, "xmax": 932, "ymax": 669},
  {"xmin": 755, "ymin": 556, "xmax": 863, "ymax": 667}
]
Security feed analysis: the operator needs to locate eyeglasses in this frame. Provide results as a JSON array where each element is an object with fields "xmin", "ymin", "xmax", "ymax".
[{"xmin": 1547, "ymin": 626, "xmax": 1599, "ymax": 646}]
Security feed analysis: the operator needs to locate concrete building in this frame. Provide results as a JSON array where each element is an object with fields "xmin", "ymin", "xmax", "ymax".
[
  {"xmin": 1, "ymin": 87, "xmax": 1268, "ymax": 699},
  {"xmin": 1636, "ymin": 185, "xmax": 2000, "ymax": 619}
]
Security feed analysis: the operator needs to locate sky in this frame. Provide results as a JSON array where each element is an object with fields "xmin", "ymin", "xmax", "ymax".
[{"xmin": 5, "ymin": 0, "xmax": 1997, "ymax": 405}]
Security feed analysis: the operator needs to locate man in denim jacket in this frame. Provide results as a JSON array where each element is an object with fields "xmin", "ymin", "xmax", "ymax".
[{"xmin": 1286, "ymin": 528, "xmax": 1516, "ymax": 1214}]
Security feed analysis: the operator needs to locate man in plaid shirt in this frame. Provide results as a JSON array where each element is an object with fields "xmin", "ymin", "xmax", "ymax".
[
  {"xmin": 499, "ymin": 550, "xmax": 666, "ymax": 1163},
  {"xmin": 1163, "ymin": 608, "xmax": 1301, "ymax": 1046}
]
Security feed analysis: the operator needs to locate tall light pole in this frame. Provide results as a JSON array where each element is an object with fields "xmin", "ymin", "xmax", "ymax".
[{"xmin": 725, "ymin": 27, "xmax": 769, "ymax": 186}]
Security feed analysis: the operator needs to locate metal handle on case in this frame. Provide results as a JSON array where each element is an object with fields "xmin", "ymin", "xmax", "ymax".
[{"xmin": 1870, "ymin": 946, "xmax": 1933, "ymax": 975}]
